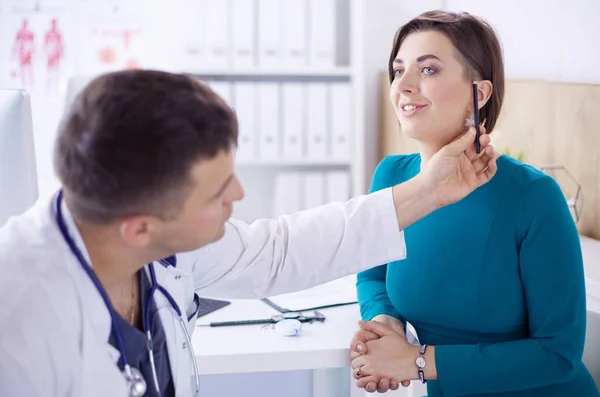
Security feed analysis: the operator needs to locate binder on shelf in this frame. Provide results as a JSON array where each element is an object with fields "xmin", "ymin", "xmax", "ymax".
[
  {"xmin": 233, "ymin": 82, "xmax": 257, "ymax": 161},
  {"xmin": 257, "ymin": 0, "xmax": 283, "ymax": 68},
  {"xmin": 282, "ymin": 0, "xmax": 308, "ymax": 68},
  {"xmin": 208, "ymin": 81, "xmax": 232, "ymax": 106},
  {"xmin": 204, "ymin": 0, "xmax": 231, "ymax": 69},
  {"xmin": 306, "ymin": 83, "xmax": 328, "ymax": 160},
  {"xmin": 302, "ymin": 172, "xmax": 325, "ymax": 209},
  {"xmin": 308, "ymin": 0, "xmax": 336, "ymax": 67},
  {"xmin": 326, "ymin": 171, "xmax": 351, "ymax": 203},
  {"xmin": 272, "ymin": 172, "xmax": 301, "ymax": 216},
  {"xmin": 232, "ymin": 0, "xmax": 256, "ymax": 68},
  {"xmin": 257, "ymin": 82, "xmax": 280, "ymax": 160},
  {"xmin": 281, "ymin": 83, "xmax": 304, "ymax": 160},
  {"xmin": 182, "ymin": 0, "xmax": 206, "ymax": 70},
  {"xmin": 329, "ymin": 82, "xmax": 352, "ymax": 160}
]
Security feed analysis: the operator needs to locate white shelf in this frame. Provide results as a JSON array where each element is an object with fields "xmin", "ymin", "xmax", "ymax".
[
  {"xmin": 186, "ymin": 68, "xmax": 352, "ymax": 78},
  {"xmin": 235, "ymin": 159, "xmax": 352, "ymax": 167}
]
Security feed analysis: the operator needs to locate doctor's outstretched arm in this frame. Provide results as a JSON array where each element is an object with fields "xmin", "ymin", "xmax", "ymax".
[{"xmin": 186, "ymin": 128, "xmax": 497, "ymax": 298}]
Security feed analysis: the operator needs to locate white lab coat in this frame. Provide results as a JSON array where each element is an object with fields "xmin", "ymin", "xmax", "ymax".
[{"xmin": 0, "ymin": 188, "xmax": 406, "ymax": 397}]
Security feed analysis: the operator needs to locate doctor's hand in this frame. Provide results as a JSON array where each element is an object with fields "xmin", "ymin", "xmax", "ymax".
[
  {"xmin": 351, "ymin": 320, "xmax": 424, "ymax": 390},
  {"xmin": 424, "ymin": 125, "xmax": 498, "ymax": 208},
  {"xmin": 391, "ymin": 126, "xmax": 497, "ymax": 231},
  {"xmin": 350, "ymin": 315, "xmax": 411, "ymax": 393}
]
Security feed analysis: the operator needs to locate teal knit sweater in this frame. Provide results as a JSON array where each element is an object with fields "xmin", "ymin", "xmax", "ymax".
[{"xmin": 357, "ymin": 154, "xmax": 599, "ymax": 397}]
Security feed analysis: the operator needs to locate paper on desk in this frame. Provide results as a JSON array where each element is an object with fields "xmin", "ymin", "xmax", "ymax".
[{"xmin": 265, "ymin": 275, "xmax": 358, "ymax": 312}]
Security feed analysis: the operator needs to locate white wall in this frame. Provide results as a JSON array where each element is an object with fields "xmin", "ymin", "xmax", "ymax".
[{"xmin": 445, "ymin": 0, "xmax": 600, "ymax": 83}]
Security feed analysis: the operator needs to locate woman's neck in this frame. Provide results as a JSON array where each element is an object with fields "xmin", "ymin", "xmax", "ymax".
[
  {"xmin": 417, "ymin": 143, "xmax": 443, "ymax": 171},
  {"xmin": 417, "ymin": 129, "xmax": 465, "ymax": 170}
]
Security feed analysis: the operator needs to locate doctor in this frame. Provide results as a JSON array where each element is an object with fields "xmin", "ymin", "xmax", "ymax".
[{"xmin": 0, "ymin": 70, "xmax": 497, "ymax": 397}]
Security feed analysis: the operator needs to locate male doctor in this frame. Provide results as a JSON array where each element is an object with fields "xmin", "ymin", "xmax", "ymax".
[{"xmin": 0, "ymin": 70, "xmax": 497, "ymax": 397}]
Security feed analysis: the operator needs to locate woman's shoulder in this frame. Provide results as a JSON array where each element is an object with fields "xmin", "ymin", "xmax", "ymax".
[
  {"xmin": 371, "ymin": 153, "xmax": 420, "ymax": 192},
  {"xmin": 497, "ymin": 154, "xmax": 569, "ymax": 215},
  {"xmin": 497, "ymin": 154, "xmax": 563, "ymax": 197},
  {"xmin": 374, "ymin": 153, "xmax": 421, "ymax": 177}
]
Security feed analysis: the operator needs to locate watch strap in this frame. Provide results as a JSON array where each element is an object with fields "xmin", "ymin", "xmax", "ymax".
[{"xmin": 418, "ymin": 344, "xmax": 427, "ymax": 383}]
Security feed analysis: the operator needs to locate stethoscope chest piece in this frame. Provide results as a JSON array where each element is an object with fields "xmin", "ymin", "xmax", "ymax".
[{"xmin": 123, "ymin": 365, "xmax": 147, "ymax": 397}]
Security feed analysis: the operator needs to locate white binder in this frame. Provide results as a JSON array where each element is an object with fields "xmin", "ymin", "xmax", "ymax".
[
  {"xmin": 326, "ymin": 171, "xmax": 351, "ymax": 203},
  {"xmin": 273, "ymin": 172, "xmax": 301, "ymax": 216},
  {"xmin": 257, "ymin": 82, "xmax": 280, "ymax": 160},
  {"xmin": 204, "ymin": 0, "xmax": 231, "ymax": 69},
  {"xmin": 258, "ymin": 0, "xmax": 283, "ymax": 68},
  {"xmin": 281, "ymin": 83, "xmax": 304, "ymax": 160},
  {"xmin": 282, "ymin": 0, "xmax": 308, "ymax": 68},
  {"xmin": 233, "ymin": 82, "xmax": 257, "ymax": 161},
  {"xmin": 232, "ymin": 0, "xmax": 256, "ymax": 68},
  {"xmin": 306, "ymin": 83, "xmax": 328, "ymax": 160},
  {"xmin": 302, "ymin": 172, "xmax": 325, "ymax": 209},
  {"xmin": 308, "ymin": 0, "xmax": 336, "ymax": 67},
  {"xmin": 208, "ymin": 81, "xmax": 233, "ymax": 106},
  {"xmin": 329, "ymin": 82, "xmax": 352, "ymax": 160},
  {"xmin": 182, "ymin": 0, "xmax": 206, "ymax": 70}
]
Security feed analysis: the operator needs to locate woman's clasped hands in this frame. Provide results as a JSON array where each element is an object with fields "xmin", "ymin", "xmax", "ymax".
[{"xmin": 350, "ymin": 314, "xmax": 424, "ymax": 393}]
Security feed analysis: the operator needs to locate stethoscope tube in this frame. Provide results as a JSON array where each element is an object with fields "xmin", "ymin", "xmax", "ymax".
[
  {"xmin": 54, "ymin": 190, "xmax": 200, "ymax": 397},
  {"xmin": 54, "ymin": 191, "xmax": 136, "ymax": 371}
]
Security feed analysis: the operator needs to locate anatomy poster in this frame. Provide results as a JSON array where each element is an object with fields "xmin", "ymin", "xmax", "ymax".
[
  {"xmin": 73, "ymin": 0, "xmax": 152, "ymax": 75},
  {"xmin": 2, "ymin": 0, "xmax": 73, "ymax": 95},
  {"xmin": 77, "ymin": 15, "xmax": 145, "ymax": 74}
]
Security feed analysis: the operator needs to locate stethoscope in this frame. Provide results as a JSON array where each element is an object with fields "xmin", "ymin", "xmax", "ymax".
[{"xmin": 53, "ymin": 190, "xmax": 201, "ymax": 397}]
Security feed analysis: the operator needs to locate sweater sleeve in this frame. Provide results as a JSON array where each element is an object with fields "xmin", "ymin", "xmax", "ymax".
[
  {"xmin": 357, "ymin": 157, "xmax": 403, "ymax": 321},
  {"xmin": 434, "ymin": 176, "xmax": 587, "ymax": 395}
]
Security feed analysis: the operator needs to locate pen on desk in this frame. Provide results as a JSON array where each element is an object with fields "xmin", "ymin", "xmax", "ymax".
[
  {"xmin": 198, "ymin": 319, "xmax": 275, "ymax": 327},
  {"xmin": 197, "ymin": 312, "xmax": 326, "ymax": 327},
  {"xmin": 472, "ymin": 81, "xmax": 481, "ymax": 154}
]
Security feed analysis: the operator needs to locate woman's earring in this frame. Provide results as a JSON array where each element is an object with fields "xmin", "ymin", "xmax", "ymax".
[{"xmin": 465, "ymin": 114, "xmax": 475, "ymax": 128}]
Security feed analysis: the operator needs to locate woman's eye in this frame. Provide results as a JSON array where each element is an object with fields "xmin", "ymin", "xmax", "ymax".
[
  {"xmin": 393, "ymin": 69, "xmax": 404, "ymax": 78},
  {"xmin": 422, "ymin": 67, "xmax": 437, "ymax": 75}
]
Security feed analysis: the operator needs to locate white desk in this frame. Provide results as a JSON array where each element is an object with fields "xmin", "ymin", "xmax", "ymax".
[
  {"xmin": 192, "ymin": 296, "xmax": 366, "ymax": 397},
  {"xmin": 192, "ymin": 236, "xmax": 600, "ymax": 397}
]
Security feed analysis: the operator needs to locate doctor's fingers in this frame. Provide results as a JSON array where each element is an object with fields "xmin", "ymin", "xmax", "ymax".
[
  {"xmin": 476, "ymin": 150, "xmax": 499, "ymax": 186},
  {"xmin": 469, "ymin": 145, "xmax": 496, "ymax": 174},
  {"xmin": 350, "ymin": 329, "xmax": 380, "ymax": 355},
  {"xmin": 464, "ymin": 126, "xmax": 489, "ymax": 161}
]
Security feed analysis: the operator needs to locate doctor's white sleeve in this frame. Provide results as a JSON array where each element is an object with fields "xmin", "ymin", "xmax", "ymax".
[{"xmin": 181, "ymin": 187, "xmax": 407, "ymax": 299}]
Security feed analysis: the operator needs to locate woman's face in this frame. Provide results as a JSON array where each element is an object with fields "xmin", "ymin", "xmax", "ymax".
[{"xmin": 390, "ymin": 30, "xmax": 482, "ymax": 147}]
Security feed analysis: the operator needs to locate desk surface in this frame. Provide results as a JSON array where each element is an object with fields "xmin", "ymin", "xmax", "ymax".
[
  {"xmin": 193, "ymin": 236, "xmax": 600, "ymax": 375},
  {"xmin": 192, "ymin": 296, "xmax": 361, "ymax": 375}
]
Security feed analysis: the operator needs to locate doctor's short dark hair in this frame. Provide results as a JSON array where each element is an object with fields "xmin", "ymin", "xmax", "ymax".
[
  {"xmin": 388, "ymin": 10, "xmax": 505, "ymax": 134},
  {"xmin": 54, "ymin": 69, "xmax": 238, "ymax": 224}
]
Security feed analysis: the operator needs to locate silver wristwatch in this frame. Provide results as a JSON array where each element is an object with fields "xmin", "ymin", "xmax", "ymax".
[{"xmin": 415, "ymin": 344, "xmax": 427, "ymax": 383}]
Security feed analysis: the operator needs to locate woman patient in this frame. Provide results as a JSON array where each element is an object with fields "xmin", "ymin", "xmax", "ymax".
[{"xmin": 350, "ymin": 10, "xmax": 599, "ymax": 397}]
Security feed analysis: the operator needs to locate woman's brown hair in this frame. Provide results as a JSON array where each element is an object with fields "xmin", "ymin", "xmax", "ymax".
[{"xmin": 388, "ymin": 10, "xmax": 505, "ymax": 133}]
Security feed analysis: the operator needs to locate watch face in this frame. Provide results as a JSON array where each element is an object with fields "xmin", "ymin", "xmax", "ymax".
[{"xmin": 415, "ymin": 356, "xmax": 426, "ymax": 368}]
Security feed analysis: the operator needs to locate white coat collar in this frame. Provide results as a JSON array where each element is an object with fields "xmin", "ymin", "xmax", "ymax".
[{"xmin": 57, "ymin": 197, "xmax": 119, "ymax": 361}]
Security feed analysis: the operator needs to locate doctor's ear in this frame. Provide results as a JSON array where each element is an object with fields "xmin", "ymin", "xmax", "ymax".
[{"xmin": 119, "ymin": 216, "xmax": 153, "ymax": 247}]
